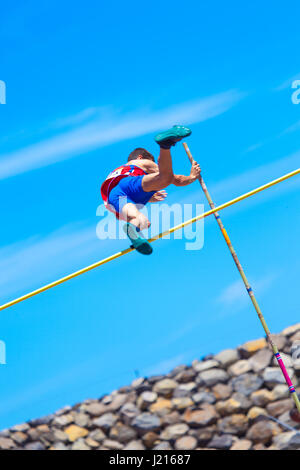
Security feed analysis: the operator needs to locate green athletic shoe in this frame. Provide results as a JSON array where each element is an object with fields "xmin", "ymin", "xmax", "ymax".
[
  {"xmin": 154, "ymin": 125, "xmax": 192, "ymax": 149},
  {"xmin": 124, "ymin": 223, "xmax": 153, "ymax": 255}
]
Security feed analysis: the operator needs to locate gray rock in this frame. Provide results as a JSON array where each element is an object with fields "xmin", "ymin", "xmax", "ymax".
[
  {"xmin": 183, "ymin": 405, "xmax": 218, "ymax": 427},
  {"xmin": 28, "ymin": 415, "xmax": 54, "ymax": 426},
  {"xmin": 55, "ymin": 405, "xmax": 72, "ymax": 416},
  {"xmin": 281, "ymin": 324, "xmax": 300, "ymax": 337},
  {"xmin": 171, "ymin": 397, "xmax": 194, "ymax": 410},
  {"xmin": 109, "ymin": 422, "xmax": 137, "ymax": 443},
  {"xmin": 161, "ymin": 411, "xmax": 181, "ymax": 426},
  {"xmin": 293, "ymin": 358, "xmax": 300, "ymax": 372},
  {"xmin": 123, "ymin": 440, "xmax": 146, "ymax": 450},
  {"xmin": 160, "ymin": 423, "xmax": 189, "ymax": 440},
  {"xmin": 132, "ymin": 413, "xmax": 161, "ymax": 435},
  {"xmin": 93, "ymin": 412, "xmax": 117, "ymax": 431},
  {"xmin": 147, "ymin": 375, "xmax": 165, "ymax": 384},
  {"xmin": 214, "ymin": 349, "xmax": 239, "ymax": 367},
  {"xmin": 229, "ymin": 360, "xmax": 252, "ymax": 376},
  {"xmin": 277, "ymin": 409, "xmax": 300, "ymax": 429},
  {"xmin": 53, "ymin": 413, "xmax": 74, "ymax": 427},
  {"xmin": 0, "ymin": 437, "xmax": 15, "ymax": 449},
  {"xmin": 81, "ymin": 402, "xmax": 105, "ymax": 416},
  {"xmin": 102, "ymin": 438, "xmax": 124, "ymax": 450},
  {"xmin": 197, "ymin": 426, "xmax": 217, "ymax": 447},
  {"xmin": 101, "ymin": 395, "xmax": 112, "ymax": 405},
  {"xmin": 249, "ymin": 349, "xmax": 273, "ymax": 373},
  {"xmin": 272, "ymin": 384, "xmax": 289, "ymax": 400},
  {"xmin": 272, "ymin": 353, "xmax": 293, "ymax": 368},
  {"xmin": 153, "ymin": 441, "xmax": 173, "ymax": 450},
  {"xmin": 232, "ymin": 373, "xmax": 263, "ymax": 396},
  {"xmin": 192, "ymin": 391, "xmax": 216, "ymax": 405},
  {"xmin": 10, "ymin": 432, "xmax": 28, "ymax": 445},
  {"xmin": 120, "ymin": 403, "xmax": 139, "ymax": 425},
  {"xmin": 175, "ymin": 435, "xmax": 197, "ymax": 450},
  {"xmin": 231, "ymin": 392, "xmax": 252, "ymax": 411},
  {"xmin": 270, "ymin": 334, "xmax": 287, "ymax": 350},
  {"xmin": 51, "ymin": 442, "xmax": 69, "ymax": 450},
  {"xmin": 266, "ymin": 398, "xmax": 294, "ymax": 417},
  {"xmin": 193, "ymin": 360, "xmax": 219, "ymax": 372},
  {"xmin": 198, "ymin": 369, "xmax": 229, "ymax": 387},
  {"xmin": 263, "ymin": 367, "xmax": 295, "ymax": 386},
  {"xmin": 208, "ymin": 434, "xmax": 233, "ymax": 449},
  {"xmin": 217, "ymin": 414, "xmax": 248, "ymax": 436},
  {"xmin": 273, "ymin": 431, "xmax": 300, "ymax": 450},
  {"xmin": 153, "ymin": 379, "xmax": 178, "ymax": 397},
  {"xmin": 10, "ymin": 423, "xmax": 30, "ymax": 433},
  {"xmin": 89, "ymin": 429, "xmax": 106, "ymax": 442},
  {"xmin": 173, "ymin": 382, "xmax": 196, "ymax": 398},
  {"xmin": 173, "ymin": 368, "xmax": 196, "ymax": 383},
  {"xmin": 71, "ymin": 439, "xmax": 91, "ymax": 450},
  {"xmin": 52, "ymin": 428, "xmax": 69, "ymax": 443},
  {"xmin": 108, "ymin": 393, "xmax": 129, "ymax": 411},
  {"xmin": 212, "ymin": 383, "xmax": 233, "ymax": 400},
  {"xmin": 137, "ymin": 391, "xmax": 157, "ymax": 409},
  {"xmin": 24, "ymin": 441, "xmax": 46, "ymax": 450},
  {"xmin": 131, "ymin": 377, "xmax": 145, "ymax": 389},
  {"xmin": 74, "ymin": 412, "xmax": 91, "ymax": 427},
  {"xmin": 250, "ymin": 389, "xmax": 273, "ymax": 407},
  {"xmin": 170, "ymin": 365, "xmax": 187, "ymax": 376},
  {"xmin": 246, "ymin": 420, "xmax": 281, "ymax": 444},
  {"xmin": 118, "ymin": 386, "xmax": 131, "ymax": 393},
  {"xmin": 4, "ymin": 323, "xmax": 300, "ymax": 452},
  {"xmin": 230, "ymin": 439, "xmax": 252, "ymax": 450}
]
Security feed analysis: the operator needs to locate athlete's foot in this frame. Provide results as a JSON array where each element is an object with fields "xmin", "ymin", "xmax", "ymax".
[
  {"xmin": 131, "ymin": 213, "xmax": 151, "ymax": 231},
  {"xmin": 155, "ymin": 125, "xmax": 192, "ymax": 149},
  {"xmin": 123, "ymin": 223, "xmax": 153, "ymax": 255}
]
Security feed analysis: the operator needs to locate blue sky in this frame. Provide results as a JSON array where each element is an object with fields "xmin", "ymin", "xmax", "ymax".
[{"xmin": 0, "ymin": 0, "xmax": 300, "ymax": 429}]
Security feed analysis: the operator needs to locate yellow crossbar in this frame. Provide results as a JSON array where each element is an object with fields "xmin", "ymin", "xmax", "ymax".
[{"xmin": 0, "ymin": 167, "xmax": 299, "ymax": 312}]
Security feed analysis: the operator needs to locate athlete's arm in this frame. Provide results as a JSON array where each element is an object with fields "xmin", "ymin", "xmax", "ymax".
[
  {"xmin": 172, "ymin": 161, "xmax": 201, "ymax": 186},
  {"xmin": 140, "ymin": 160, "xmax": 159, "ymax": 174},
  {"xmin": 129, "ymin": 159, "xmax": 159, "ymax": 174}
]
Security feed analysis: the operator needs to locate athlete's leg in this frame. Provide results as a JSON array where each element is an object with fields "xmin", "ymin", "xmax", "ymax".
[
  {"xmin": 121, "ymin": 202, "xmax": 150, "ymax": 230},
  {"xmin": 142, "ymin": 125, "xmax": 192, "ymax": 192},
  {"xmin": 142, "ymin": 148, "xmax": 174, "ymax": 192},
  {"xmin": 121, "ymin": 202, "xmax": 153, "ymax": 255}
]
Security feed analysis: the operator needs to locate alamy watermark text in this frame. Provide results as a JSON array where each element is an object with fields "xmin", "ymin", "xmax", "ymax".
[{"xmin": 0, "ymin": 80, "xmax": 6, "ymax": 104}]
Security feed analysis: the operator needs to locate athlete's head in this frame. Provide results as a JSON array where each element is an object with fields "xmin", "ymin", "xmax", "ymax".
[{"xmin": 127, "ymin": 148, "xmax": 155, "ymax": 162}]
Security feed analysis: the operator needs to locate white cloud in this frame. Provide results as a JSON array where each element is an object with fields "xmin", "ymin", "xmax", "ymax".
[
  {"xmin": 280, "ymin": 120, "xmax": 300, "ymax": 135},
  {"xmin": 143, "ymin": 353, "xmax": 188, "ymax": 377},
  {"xmin": 51, "ymin": 107, "xmax": 101, "ymax": 129},
  {"xmin": 217, "ymin": 279, "xmax": 247, "ymax": 306},
  {"xmin": 243, "ymin": 142, "xmax": 264, "ymax": 154},
  {"xmin": 0, "ymin": 222, "xmax": 119, "ymax": 302},
  {"xmin": 0, "ymin": 350, "xmax": 111, "ymax": 419},
  {"xmin": 217, "ymin": 273, "xmax": 278, "ymax": 313},
  {"xmin": 206, "ymin": 150, "xmax": 300, "ymax": 202},
  {"xmin": 0, "ymin": 90, "xmax": 245, "ymax": 181},
  {"xmin": 274, "ymin": 73, "xmax": 300, "ymax": 92},
  {"xmin": 174, "ymin": 148, "xmax": 300, "ymax": 222}
]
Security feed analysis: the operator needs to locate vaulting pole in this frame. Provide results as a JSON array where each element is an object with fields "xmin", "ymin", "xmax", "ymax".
[
  {"xmin": 0, "ymin": 166, "xmax": 300, "ymax": 313},
  {"xmin": 183, "ymin": 142, "xmax": 300, "ymax": 417}
]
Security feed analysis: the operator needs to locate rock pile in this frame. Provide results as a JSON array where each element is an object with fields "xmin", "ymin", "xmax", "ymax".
[{"xmin": 1, "ymin": 323, "xmax": 300, "ymax": 450}]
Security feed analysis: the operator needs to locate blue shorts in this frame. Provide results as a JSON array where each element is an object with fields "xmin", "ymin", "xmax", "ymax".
[{"xmin": 108, "ymin": 176, "xmax": 156, "ymax": 214}]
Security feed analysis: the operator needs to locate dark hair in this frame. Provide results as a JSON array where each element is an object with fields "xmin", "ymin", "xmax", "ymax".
[{"xmin": 127, "ymin": 148, "xmax": 155, "ymax": 162}]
